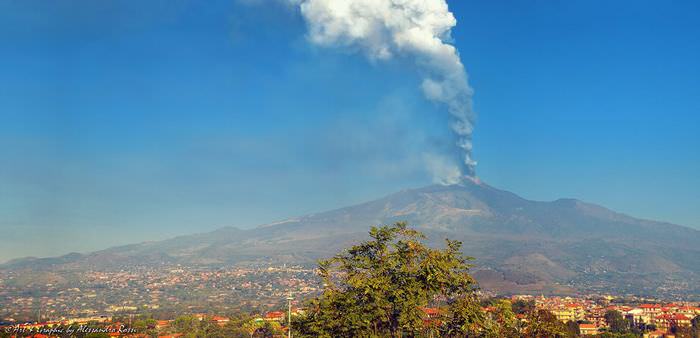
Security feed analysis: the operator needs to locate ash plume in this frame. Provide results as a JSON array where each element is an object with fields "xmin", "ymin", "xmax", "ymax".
[{"xmin": 291, "ymin": 0, "xmax": 477, "ymax": 180}]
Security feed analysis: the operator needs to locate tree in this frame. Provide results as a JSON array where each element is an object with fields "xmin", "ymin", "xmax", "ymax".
[
  {"xmin": 598, "ymin": 333, "xmax": 638, "ymax": 338},
  {"xmin": 222, "ymin": 313, "xmax": 256, "ymax": 338},
  {"xmin": 671, "ymin": 324, "xmax": 694, "ymax": 338},
  {"xmin": 692, "ymin": 316, "xmax": 700, "ymax": 338},
  {"xmin": 133, "ymin": 318, "xmax": 157, "ymax": 336},
  {"xmin": 604, "ymin": 310, "xmax": 630, "ymax": 334},
  {"xmin": 512, "ymin": 299, "xmax": 536, "ymax": 315},
  {"xmin": 442, "ymin": 293, "xmax": 488, "ymax": 337},
  {"xmin": 295, "ymin": 222, "xmax": 483, "ymax": 337},
  {"xmin": 84, "ymin": 334, "xmax": 110, "ymax": 338},
  {"xmin": 480, "ymin": 299, "xmax": 520, "ymax": 338},
  {"xmin": 565, "ymin": 320, "xmax": 580, "ymax": 337},
  {"xmin": 167, "ymin": 315, "xmax": 239, "ymax": 338},
  {"xmin": 243, "ymin": 320, "xmax": 283, "ymax": 338},
  {"xmin": 172, "ymin": 315, "xmax": 201, "ymax": 336},
  {"xmin": 521, "ymin": 309, "xmax": 568, "ymax": 338}
]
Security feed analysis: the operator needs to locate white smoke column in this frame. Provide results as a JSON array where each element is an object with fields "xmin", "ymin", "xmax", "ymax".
[{"xmin": 292, "ymin": 0, "xmax": 477, "ymax": 179}]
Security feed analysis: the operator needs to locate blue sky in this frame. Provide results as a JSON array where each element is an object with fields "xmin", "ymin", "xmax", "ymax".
[{"xmin": 1, "ymin": 0, "xmax": 698, "ymax": 261}]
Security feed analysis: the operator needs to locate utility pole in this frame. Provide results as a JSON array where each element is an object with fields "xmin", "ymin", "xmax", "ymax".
[{"xmin": 287, "ymin": 293, "xmax": 293, "ymax": 338}]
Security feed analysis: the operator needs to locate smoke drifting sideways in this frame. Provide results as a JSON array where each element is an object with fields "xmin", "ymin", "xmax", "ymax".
[{"xmin": 290, "ymin": 0, "xmax": 477, "ymax": 184}]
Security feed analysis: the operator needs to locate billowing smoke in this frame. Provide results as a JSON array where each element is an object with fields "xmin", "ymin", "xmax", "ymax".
[{"xmin": 291, "ymin": 0, "xmax": 477, "ymax": 180}]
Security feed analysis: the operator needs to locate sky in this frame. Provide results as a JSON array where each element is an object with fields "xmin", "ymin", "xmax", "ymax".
[{"xmin": 1, "ymin": 0, "xmax": 699, "ymax": 262}]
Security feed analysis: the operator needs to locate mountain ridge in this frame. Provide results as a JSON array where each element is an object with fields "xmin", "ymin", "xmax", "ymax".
[{"xmin": 3, "ymin": 180, "xmax": 700, "ymax": 297}]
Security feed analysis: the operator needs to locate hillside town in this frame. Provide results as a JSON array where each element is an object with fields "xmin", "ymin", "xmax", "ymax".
[
  {"xmin": 514, "ymin": 295, "xmax": 700, "ymax": 337},
  {"xmin": 0, "ymin": 265, "xmax": 319, "ymax": 324},
  {"xmin": 3, "ymin": 262, "xmax": 700, "ymax": 324},
  {"xmin": 1, "ymin": 294, "xmax": 699, "ymax": 337},
  {"xmin": 2, "ymin": 261, "xmax": 700, "ymax": 337}
]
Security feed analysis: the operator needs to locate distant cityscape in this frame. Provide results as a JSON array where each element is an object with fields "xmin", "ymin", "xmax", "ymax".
[
  {"xmin": 1, "ymin": 264, "xmax": 699, "ymax": 337},
  {"xmin": 0, "ymin": 265, "xmax": 318, "ymax": 323}
]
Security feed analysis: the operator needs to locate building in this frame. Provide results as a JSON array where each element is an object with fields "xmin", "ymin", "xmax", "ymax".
[
  {"xmin": 654, "ymin": 313, "xmax": 692, "ymax": 331},
  {"xmin": 264, "ymin": 311, "xmax": 285, "ymax": 322},
  {"xmin": 155, "ymin": 320, "xmax": 171, "ymax": 329},
  {"xmin": 579, "ymin": 323, "xmax": 600, "ymax": 335},
  {"xmin": 211, "ymin": 316, "xmax": 229, "ymax": 327},
  {"xmin": 551, "ymin": 307, "xmax": 577, "ymax": 322}
]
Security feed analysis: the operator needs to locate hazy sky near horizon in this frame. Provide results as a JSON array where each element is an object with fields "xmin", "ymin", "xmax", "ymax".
[{"xmin": 1, "ymin": 0, "xmax": 699, "ymax": 262}]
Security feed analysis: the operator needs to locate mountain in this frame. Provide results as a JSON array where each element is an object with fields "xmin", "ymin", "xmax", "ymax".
[{"xmin": 4, "ymin": 179, "xmax": 700, "ymax": 297}]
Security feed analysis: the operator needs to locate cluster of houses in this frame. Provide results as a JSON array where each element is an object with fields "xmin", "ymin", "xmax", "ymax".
[
  {"xmin": 3, "ymin": 296, "xmax": 698, "ymax": 337},
  {"xmin": 527, "ymin": 295, "xmax": 700, "ymax": 336},
  {"xmin": 0, "ymin": 310, "xmax": 301, "ymax": 338}
]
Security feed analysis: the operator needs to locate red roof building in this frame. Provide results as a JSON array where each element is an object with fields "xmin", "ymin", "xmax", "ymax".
[
  {"xmin": 211, "ymin": 316, "xmax": 230, "ymax": 327},
  {"xmin": 579, "ymin": 323, "xmax": 600, "ymax": 335},
  {"xmin": 264, "ymin": 311, "xmax": 285, "ymax": 321},
  {"xmin": 655, "ymin": 313, "xmax": 692, "ymax": 331},
  {"xmin": 155, "ymin": 320, "xmax": 170, "ymax": 329}
]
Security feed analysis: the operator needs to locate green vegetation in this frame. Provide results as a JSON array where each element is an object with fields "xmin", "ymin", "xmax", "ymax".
[
  {"xmin": 566, "ymin": 320, "xmax": 581, "ymax": 337},
  {"xmin": 159, "ymin": 314, "xmax": 270, "ymax": 338},
  {"xmin": 601, "ymin": 310, "xmax": 645, "ymax": 337},
  {"xmin": 290, "ymin": 222, "xmax": 578, "ymax": 338},
  {"xmin": 520, "ymin": 309, "xmax": 568, "ymax": 338},
  {"xmin": 292, "ymin": 222, "xmax": 482, "ymax": 337},
  {"xmin": 604, "ymin": 310, "xmax": 630, "ymax": 333},
  {"xmin": 512, "ymin": 298, "xmax": 536, "ymax": 315},
  {"xmin": 667, "ymin": 315, "xmax": 700, "ymax": 338},
  {"xmin": 4, "ymin": 223, "xmax": 695, "ymax": 338}
]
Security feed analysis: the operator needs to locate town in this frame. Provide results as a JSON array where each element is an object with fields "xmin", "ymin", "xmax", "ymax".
[
  {"xmin": 0, "ymin": 265, "xmax": 319, "ymax": 323},
  {"xmin": 1, "ymin": 265, "xmax": 699, "ymax": 337},
  {"xmin": 1, "ymin": 294, "xmax": 699, "ymax": 337}
]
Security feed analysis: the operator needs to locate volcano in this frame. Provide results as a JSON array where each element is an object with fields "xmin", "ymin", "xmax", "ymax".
[{"xmin": 4, "ymin": 179, "xmax": 700, "ymax": 296}]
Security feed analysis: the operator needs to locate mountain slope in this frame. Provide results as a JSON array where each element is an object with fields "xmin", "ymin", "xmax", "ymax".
[{"xmin": 4, "ymin": 180, "xmax": 700, "ymax": 296}]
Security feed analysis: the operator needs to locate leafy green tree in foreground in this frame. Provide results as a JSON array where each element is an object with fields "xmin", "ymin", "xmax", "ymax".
[
  {"xmin": 295, "ymin": 222, "xmax": 484, "ymax": 337},
  {"xmin": 480, "ymin": 299, "xmax": 520, "ymax": 338}
]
